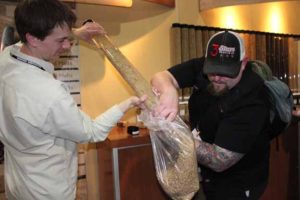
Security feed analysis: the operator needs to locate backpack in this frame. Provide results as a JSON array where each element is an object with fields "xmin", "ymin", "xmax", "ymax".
[{"xmin": 249, "ymin": 60, "xmax": 294, "ymax": 140}]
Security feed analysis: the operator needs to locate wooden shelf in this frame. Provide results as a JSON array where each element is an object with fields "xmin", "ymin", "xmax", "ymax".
[
  {"xmin": 144, "ymin": 0, "xmax": 175, "ymax": 7},
  {"xmin": 61, "ymin": 0, "xmax": 175, "ymax": 7}
]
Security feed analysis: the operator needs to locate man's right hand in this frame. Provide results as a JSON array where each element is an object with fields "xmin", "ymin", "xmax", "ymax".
[
  {"xmin": 73, "ymin": 20, "xmax": 106, "ymax": 44},
  {"xmin": 150, "ymin": 71, "xmax": 179, "ymax": 121}
]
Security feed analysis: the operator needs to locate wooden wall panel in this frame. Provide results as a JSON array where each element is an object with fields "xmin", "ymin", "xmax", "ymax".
[
  {"xmin": 61, "ymin": 0, "xmax": 175, "ymax": 7},
  {"xmin": 144, "ymin": 0, "xmax": 175, "ymax": 7}
]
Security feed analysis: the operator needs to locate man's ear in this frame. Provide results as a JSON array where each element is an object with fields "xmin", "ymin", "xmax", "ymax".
[
  {"xmin": 241, "ymin": 57, "xmax": 249, "ymax": 71},
  {"xmin": 25, "ymin": 33, "xmax": 39, "ymax": 47}
]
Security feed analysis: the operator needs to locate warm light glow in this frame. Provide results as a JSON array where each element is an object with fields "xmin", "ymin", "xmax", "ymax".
[
  {"xmin": 62, "ymin": 0, "xmax": 133, "ymax": 7},
  {"xmin": 225, "ymin": 14, "xmax": 235, "ymax": 29},
  {"xmin": 266, "ymin": 4, "xmax": 283, "ymax": 33},
  {"xmin": 218, "ymin": 7, "xmax": 241, "ymax": 29}
]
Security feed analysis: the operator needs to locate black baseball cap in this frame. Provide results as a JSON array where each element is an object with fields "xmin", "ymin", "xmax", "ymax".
[{"xmin": 203, "ymin": 31, "xmax": 245, "ymax": 78}]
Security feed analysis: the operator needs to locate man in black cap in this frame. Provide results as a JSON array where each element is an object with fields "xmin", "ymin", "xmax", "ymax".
[
  {"xmin": 0, "ymin": 0, "xmax": 147, "ymax": 199},
  {"xmin": 151, "ymin": 31, "xmax": 271, "ymax": 200}
]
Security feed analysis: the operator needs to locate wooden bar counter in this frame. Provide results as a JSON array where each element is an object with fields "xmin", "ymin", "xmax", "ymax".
[{"xmin": 96, "ymin": 125, "xmax": 170, "ymax": 200}]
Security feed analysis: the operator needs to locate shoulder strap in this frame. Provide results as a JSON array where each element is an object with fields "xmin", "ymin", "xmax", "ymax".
[
  {"xmin": 249, "ymin": 60, "xmax": 273, "ymax": 81},
  {"xmin": 250, "ymin": 59, "xmax": 294, "ymax": 129},
  {"xmin": 264, "ymin": 77, "xmax": 293, "ymax": 124}
]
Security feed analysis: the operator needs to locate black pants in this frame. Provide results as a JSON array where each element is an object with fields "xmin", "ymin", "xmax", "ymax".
[{"xmin": 195, "ymin": 179, "xmax": 268, "ymax": 200}]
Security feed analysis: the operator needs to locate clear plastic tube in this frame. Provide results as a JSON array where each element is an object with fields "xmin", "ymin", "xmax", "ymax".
[{"xmin": 92, "ymin": 34, "xmax": 200, "ymax": 200}]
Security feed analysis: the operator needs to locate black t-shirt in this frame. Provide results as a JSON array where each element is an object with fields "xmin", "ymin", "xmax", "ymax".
[{"xmin": 168, "ymin": 57, "xmax": 271, "ymax": 188}]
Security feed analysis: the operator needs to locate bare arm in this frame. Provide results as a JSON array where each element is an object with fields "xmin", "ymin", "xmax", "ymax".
[
  {"xmin": 150, "ymin": 70, "xmax": 180, "ymax": 121},
  {"xmin": 195, "ymin": 140, "xmax": 244, "ymax": 172}
]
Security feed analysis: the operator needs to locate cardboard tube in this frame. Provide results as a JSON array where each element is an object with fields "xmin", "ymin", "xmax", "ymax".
[{"xmin": 92, "ymin": 35, "xmax": 157, "ymax": 110}]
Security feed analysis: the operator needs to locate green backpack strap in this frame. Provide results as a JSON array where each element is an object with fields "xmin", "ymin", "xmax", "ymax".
[
  {"xmin": 249, "ymin": 60, "xmax": 294, "ymax": 140},
  {"xmin": 250, "ymin": 60, "xmax": 273, "ymax": 81}
]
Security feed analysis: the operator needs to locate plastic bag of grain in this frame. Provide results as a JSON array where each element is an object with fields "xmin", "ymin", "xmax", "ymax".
[{"xmin": 140, "ymin": 110, "xmax": 199, "ymax": 200}]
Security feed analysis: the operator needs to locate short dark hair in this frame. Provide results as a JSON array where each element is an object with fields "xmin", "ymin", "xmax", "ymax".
[{"xmin": 14, "ymin": 0, "xmax": 77, "ymax": 43}]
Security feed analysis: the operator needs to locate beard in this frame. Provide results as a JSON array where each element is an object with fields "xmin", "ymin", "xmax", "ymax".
[{"xmin": 207, "ymin": 82, "xmax": 229, "ymax": 96}]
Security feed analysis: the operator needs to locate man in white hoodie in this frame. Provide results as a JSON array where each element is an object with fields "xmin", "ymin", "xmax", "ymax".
[{"xmin": 0, "ymin": 0, "xmax": 146, "ymax": 199}]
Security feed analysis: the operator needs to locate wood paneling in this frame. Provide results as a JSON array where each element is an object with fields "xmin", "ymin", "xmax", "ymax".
[
  {"xmin": 97, "ymin": 126, "xmax": 171, "ymax": 200},
  {"xmin": 61, "ymin": 0, "xmax": 175, "ymax": 7},
  {"xmin": 61, "ymin": 0, "xmax": 132, "ymax": 7},
  {"xmin": 144, "ymin": 0, "xmax": 175, "ymax": 7},
  {"xmin": 261, "ymin": 119, "xmax": 299, "ymax": 200}
]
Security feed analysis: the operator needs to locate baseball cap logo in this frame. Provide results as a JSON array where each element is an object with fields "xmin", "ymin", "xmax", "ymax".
[
  {"xmin": 203, "ymin": 31, "xmax": 245, "ymax": 78},
  {"xmin": 210, "ymin": 43, "xmax": 236, "ymax": 58},
  {"xmin": 210, "ymin": 44, "xmax": 219, "ymax": 57}
]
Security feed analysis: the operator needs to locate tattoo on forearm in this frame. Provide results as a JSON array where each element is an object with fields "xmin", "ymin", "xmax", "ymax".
[{"xmin": 196, "ymin": 141, "xmax": 243, "ymax": 172}]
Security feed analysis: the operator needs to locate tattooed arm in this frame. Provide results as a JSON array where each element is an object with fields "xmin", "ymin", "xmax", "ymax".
[{"xmin": 195, "ymin": 140, "xmax": 244, "ymax": 172}]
